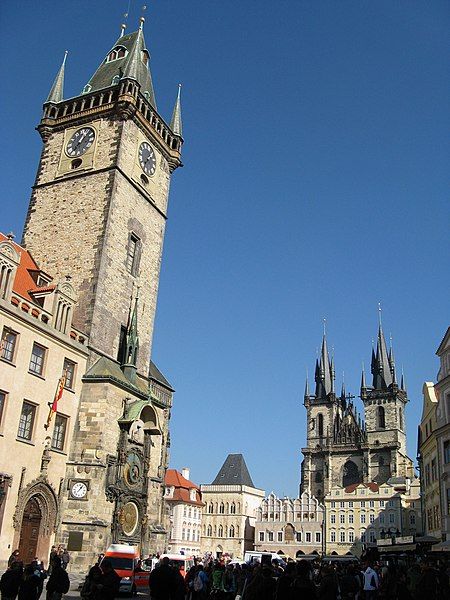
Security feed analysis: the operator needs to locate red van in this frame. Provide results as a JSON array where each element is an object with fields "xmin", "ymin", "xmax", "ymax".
[{"xmin": 102, "ymin": 544, "xmax": 141, "ymax": 594}]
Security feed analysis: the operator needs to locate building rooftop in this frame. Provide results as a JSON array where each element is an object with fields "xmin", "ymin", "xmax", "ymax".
[{"xmin": 211, "ymin": 453, "xmax": 255, "ymax": 487}]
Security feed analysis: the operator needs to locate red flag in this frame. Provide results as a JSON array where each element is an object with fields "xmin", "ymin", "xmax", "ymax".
[{"xmin": 44, "ymin": 371, "xmax": 66, "ymax": 430}]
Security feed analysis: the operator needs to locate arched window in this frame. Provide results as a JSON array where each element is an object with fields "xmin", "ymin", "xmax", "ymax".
[
  {"xmin": 318, "ymin": 413, "xmax": 324, "ymax": 436},
  {"xmin": 342, "ymin": 460, "xmax": 360, "ymax": 487},
  {"xmin": 378, "ymin": 406, "xmax": 385, "ymax": 429},
  {"xmin": 207, "ymin": 524, "xmax": 212, "ymax": 537},
  {"xmin": 229, "ymin": 525, "xmax": 235, "ymax": 538},
  {"xmin": 230, "ymin": 502, "xmax": 236, "ymax": 514},
  {"xmin": 219, "ymin": 503, "xmax": 225, "ymax": 514},
  {"xmin": 208, "ymin": 502, "xmax": 213, "ymax": 514},
  {"xmin": 218, "ymin": 525, "xmax": 223, "ymax": 537},
  {"xmin": 106, "ymin": 46, "xmax": 128, "ymax": 63}
]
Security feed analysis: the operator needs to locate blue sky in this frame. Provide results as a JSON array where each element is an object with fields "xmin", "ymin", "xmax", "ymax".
[{"xmin": 0, "ymin": 1, "xmax": 448, "ymax": 496}]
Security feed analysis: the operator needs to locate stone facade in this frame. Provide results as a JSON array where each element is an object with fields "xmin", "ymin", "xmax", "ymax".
[
  {"xmin": 200, "ymin": 454, "xmax": 265, "ymax": 559},
  {"xmin": 0, "ymin": 234, "xmax": 88, "ymax": 570},
  {"xmin": 1, "ymin": 18, "xmax": 183, "ymax": 573},
  {"xmin": 324, "ymin": 479, "xmax": 421, "ymax": 557},
  {"xmin": 254, "ymin": 492, "xmax": 324, "ymax": 557},
  {"xmin": 418, "ymin": 327, "xmax": 450, "ymax": 545},
  {"xmin": 164, "ymin": 468, "xmax": 204, "ymax": 556}
]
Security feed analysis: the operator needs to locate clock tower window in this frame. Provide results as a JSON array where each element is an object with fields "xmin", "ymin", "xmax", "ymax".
[{"xmin": 126, "ymin": 233, "xmax": 141, "ymax": 276}]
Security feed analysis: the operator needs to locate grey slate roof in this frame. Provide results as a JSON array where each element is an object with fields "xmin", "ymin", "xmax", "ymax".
[
  {"xmin": 170, "ymin": 84, "xmax": 182, "ymax": 137},
  {"xmin": 85, "ymin": 28, "xmax": 156, "ymax": 108},
  {"xmin": 149, "ymin": 360, "xmax": 174, "ymax": 391},
  {"xmin": 212, "ymin": 454, "xmax": 255, "ymax": 487}
]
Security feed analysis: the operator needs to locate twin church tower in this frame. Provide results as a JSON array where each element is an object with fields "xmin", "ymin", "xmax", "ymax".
[{"xmin": 22, "ymin": 18, "xmax": 182, "ymax": 568}]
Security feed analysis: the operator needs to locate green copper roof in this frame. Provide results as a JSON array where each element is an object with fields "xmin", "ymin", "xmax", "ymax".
[
  {"xmin": 84, "ymin": 27, "xmax": 156, "ymax": 108},
  {"xmin": 170, "ymin": 84, "xmax": 182, "ymax": 137},
  {"xmin": 46, "ymin": 51, "xmax": 67, "ymax": 103}
]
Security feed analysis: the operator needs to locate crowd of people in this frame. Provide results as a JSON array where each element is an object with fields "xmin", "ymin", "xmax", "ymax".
[
  {"xmin": 147, "ymin": 556, "xmax": 450, "ymax": 600},
  {"xmin": 3, "ymin": 548, "xmax": 450, "ymax": 600}
]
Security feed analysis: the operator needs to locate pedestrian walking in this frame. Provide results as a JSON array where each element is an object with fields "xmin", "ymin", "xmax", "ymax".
[
  {"xmin": 0, "ymin": 562, "xmax": 23, "ymax": 600},
  {"xmin": 45, "ymin": 557, "xmax": 70, "ymax": 600},
  {"xmin": 18, "ymin": 566, "xmax": 40, "ymax": 600}
]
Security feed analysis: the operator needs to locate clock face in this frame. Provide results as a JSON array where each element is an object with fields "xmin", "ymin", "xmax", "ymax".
[
  {"xmin": 66, "ymin": 127, "xmax": 96, "ymax": 157},
  {"xmin": 138, "ymin": 142, "xmax": 156, "ymax": 176},
  {"xmin": 124, "ymin": 452, "xmax": 143, "ymax": 487},
  {"xmin": 71, "ymin": 481, "xmax": 88, "ymax": 499}
]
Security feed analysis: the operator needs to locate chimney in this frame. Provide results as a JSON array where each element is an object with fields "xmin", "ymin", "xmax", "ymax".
[{"xmin": 181, "ymin": 467, "xmax": 190, "ymax": 481}]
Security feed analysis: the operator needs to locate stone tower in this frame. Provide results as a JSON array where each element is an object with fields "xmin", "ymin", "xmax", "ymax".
[
  {"xmin": 361, "ymin": 322, "xmax": 408, "ymax": 474},
  {"xmin": 21, "ymin": 19, "xmax": 183, "ymax": 571}
]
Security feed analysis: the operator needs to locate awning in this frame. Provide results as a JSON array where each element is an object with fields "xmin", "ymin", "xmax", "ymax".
[
  {"xmin": 431, "ymin": 541, "xmax": 450, "ymax": 552},
  {"xmin": 379, "ymin": 544, "xmax": 416, "ymax": 552}
]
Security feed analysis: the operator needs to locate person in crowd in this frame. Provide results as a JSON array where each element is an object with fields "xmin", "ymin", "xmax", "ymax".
[
  {"xmin": 18, "ymin": 566, "xmax": 40, "ymax": 600},
  {"xmin": 80, "ymin": 564, "xmax": 102, "ymax": 600},
  {"xmin": 191, "ymin": 564, "xmax": 208, "ymax": 600},
  {"xmin": 30, "ymin": 561, "xmax": 46, "ymax": 600},
  {"xmin": 185, "ymin": 565, "xmax": 196, "ymax": 600},
  {"xmin": 274, "ymin": 560, "xmax": 296, "ymax": 600},
  {"xmin": 340, "ymin": 565, "xmax": 362, "ymax": 600},
  {"xmin": 47, "ymin": 550, "xmax": 57, "ymax": 577},
  {"xmin": 59, "ymin": 552, "xmax": 69, "ymax": 573},
  {"xmin": 94, "ymin": 561, "xmax": 120, "ymax": 600},
  {"xmin": 415, "ymin": 562, "xmax": 439, "ymax": 600},
  {"xmin": 148, "ymin": 557, "xmax": 177, "ymax": 600},
  {"xmin": 245, "ymin": 565, "xmax": 276, "ymax": 600},
  {"xmin": 221, "ymin": 564, "xmax": 236, "ymax": 599},
  {"xmin": 0, "ymin": 561, "xmax": 23, "ymax": 600},
  {"xmin": 210, "ymin": 562, "xmax": 225, "ymax": 596},
  {"xmin": 7, "ymin": 554, "xmax": 20, "ymax": 570},
  {"xmin": 45, "ymin": 557, "xmax": 70, "ymax": 600},
  {"xmin": 362, "ymin": 561, "xmax": 379, "ymax": 600}
]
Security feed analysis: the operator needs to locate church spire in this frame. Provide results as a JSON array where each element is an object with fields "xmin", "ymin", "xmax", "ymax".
[
  {"xmin": 46, "ymin": 51, "xmax": 67, "ymax": 103},
  {"xmin": 122, "ymin": 291, "xmax": 140, "ymax": 383},
  {"xmin": 314, "ymin": 329, "xmax": 332, "ymax": 400},
  {"xmin": 371, "ymin": 315, "xmax": 393, "ymax": 390},
  {"xmin": 170, "ymin": 84, "xmax": 183, "ymax": 137}
]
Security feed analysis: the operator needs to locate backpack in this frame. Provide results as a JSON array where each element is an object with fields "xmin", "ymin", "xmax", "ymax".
[{"xmin": 193, "ymin": 573, "xmax": 203, "ymax": 592}]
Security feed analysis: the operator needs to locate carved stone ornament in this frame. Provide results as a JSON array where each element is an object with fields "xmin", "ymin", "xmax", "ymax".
[
  {"xmin": 121, "ymin": 501, "xmax": 139, "ymax": 536},
  {"xmin": 13, "ymin": 477, "xmax": 58, "ymax": 535}
]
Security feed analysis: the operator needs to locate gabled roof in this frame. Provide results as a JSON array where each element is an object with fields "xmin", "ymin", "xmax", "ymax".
[
  {"xmin": 211, "ymin": 454, "xmax": 255, "ymax": 487},
  {"xmin": 0, "ymin": 233, "xmax": 52, "ymax": 303},
  {"xmin": 345, "ymin": 482, "xmax": 379, "ymax": 493},
  {"xmin": 436, "ymin": 326, "xmax": 450, "ymax": 356},
  {"xmin": 165, "ymin": 469, "xmax": 203, "ymax": 506}
]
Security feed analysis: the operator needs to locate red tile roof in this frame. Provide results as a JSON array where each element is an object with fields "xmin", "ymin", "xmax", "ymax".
[
  {"xmin": 344, "ymin": 482, "xmax": 379, "ymax": 493},
  {"xmin": 0, "ymin": 233, "xmax": 53, "ymax": 303},
  {"xmin": 165, "ymin": 469, "xmax": 204, "ymax": 506}
]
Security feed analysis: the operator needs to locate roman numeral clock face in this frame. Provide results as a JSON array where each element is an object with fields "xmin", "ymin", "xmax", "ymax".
[
  {"xmin": 66, "ymin": 127, "xmax": 95, "ymax": 157},
  {"xmin": 139, "ymin": 142, "xmax": 156, "ymax": 176}
]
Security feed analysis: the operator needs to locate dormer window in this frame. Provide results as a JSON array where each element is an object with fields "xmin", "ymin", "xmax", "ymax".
[
  {"xmin": 142, "ymin": 50, "xmax": 149, "ymax": 66},
  {"xmin": 82, "ymin": 84, "xmax": 92, "ymax": 94},
  {"xmin": 106, "ymin": 46, "xmax": 128, "ymax": 63},
  {"xmin": 111, "ymin": 75, "xmax": 120, "ymax": 86}
]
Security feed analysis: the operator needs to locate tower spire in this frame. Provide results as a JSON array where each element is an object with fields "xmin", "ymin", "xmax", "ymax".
[
  {"xmin": 389, "ymin": 333, "xmax": 397, "ymax": 383},
  {"xmin": 122, "ymin": 290, "xmax": 140, "ymax": 383},
  {"xmin": 314, "ymin": 325, "xmax": 332, "ymax": 399},
  {"xmin": 170, "ymin": 84, "xmax": 183, "ymax": 137},
  {"xmin": 371, "ymin": 308, "xmax": 393, "ymax": 390},
  {"xmin": 46, "ymin": 51, "xmax": 68, "ymax": 103}
]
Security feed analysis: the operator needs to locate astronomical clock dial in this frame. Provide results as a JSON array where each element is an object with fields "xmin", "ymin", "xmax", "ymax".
[
  {"xmin": 138, "ymin": 141, "xmax": 156, "ymax": 176},
  {"xmin": 70, "ymin": 481, "xmax": 88, "ymax": 499},
  {"xmin": 66, "ymin": 127, "xmax": 96, "ymax": 157},
  {"xmin": 124, "ymin": 451, "xmax": 143, "ymax": 487}
]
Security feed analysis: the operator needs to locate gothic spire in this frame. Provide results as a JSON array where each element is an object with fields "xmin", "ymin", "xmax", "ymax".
[
  {"xmin": 122, "ymin": 291, "xmax": 140, "ymax": 383},
  {"xmin": 314, "ymin": 333, "xmax": 332, "ymax": 399},
  {"xmin": 46, "ymin": 51, "xmax": 67, "ymax": 103},
  {"xmin": 371, "ymin": 322, "xmax": 393, "ymax": 390},
  {"xmin": 389, "ymin": 336, "xmax": 397, "ymax": 383},
  {"xmin": 170, "ymin": 84, "xmax": 183, "ymax": 137},
  {"xmin": 84, "ymin": 19, "xmax": 156, "ymax": 108},
  {"xmin": 360, "ymin": 362, "xmax": 367, "ymax": 392},
  {"xmin": 304, "ymin": 374, "xmax": 310, "ymax": 399}
]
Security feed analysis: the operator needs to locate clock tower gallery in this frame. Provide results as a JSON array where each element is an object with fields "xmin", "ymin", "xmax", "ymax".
[{"xmin": 22, "ymin": 19, "xmax": 183, "ymax": 569}]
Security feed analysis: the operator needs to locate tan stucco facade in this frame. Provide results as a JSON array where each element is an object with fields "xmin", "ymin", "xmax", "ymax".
[{"xmin": 200, "ymin": 484, "xmax": 265, "ymax": 559}]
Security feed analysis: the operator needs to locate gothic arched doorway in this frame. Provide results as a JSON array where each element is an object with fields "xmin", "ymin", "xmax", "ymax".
[{"xmin": 18, "ymin": 497, "xmax": 41, "ymax": 564}]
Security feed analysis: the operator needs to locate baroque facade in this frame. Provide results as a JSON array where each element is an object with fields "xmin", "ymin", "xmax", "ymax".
[
  {"xmin": 254, "ymin": 492, "xmax": 324, "ymax": 557},
  {"xmin": 300, "ymin": 321, "xmax": 419, "ymax": 554},
  {"xmin": 418, "ymin": 326, "xmax": 450, "ymax": 547},
  {"xmin": 200, "ymin": 454, "xmax": 265, "ymax": 559},
  {"xmin": 0, "ymin": 15, "xmax": 183, "ymax": 572},
  {"xmin": 164, "ymin": 468, "xmax": 204, "ymax": 556}
]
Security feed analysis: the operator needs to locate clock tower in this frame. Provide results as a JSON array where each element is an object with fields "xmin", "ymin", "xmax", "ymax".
[{"xmin": 21, "ymin": 18, "xmax": 183, "ymax": 570}]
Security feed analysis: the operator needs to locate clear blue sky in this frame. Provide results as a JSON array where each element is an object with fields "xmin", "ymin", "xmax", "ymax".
[{"xmin": 0, "ymin": 1, "xmax": 448, "ymax": 496}]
